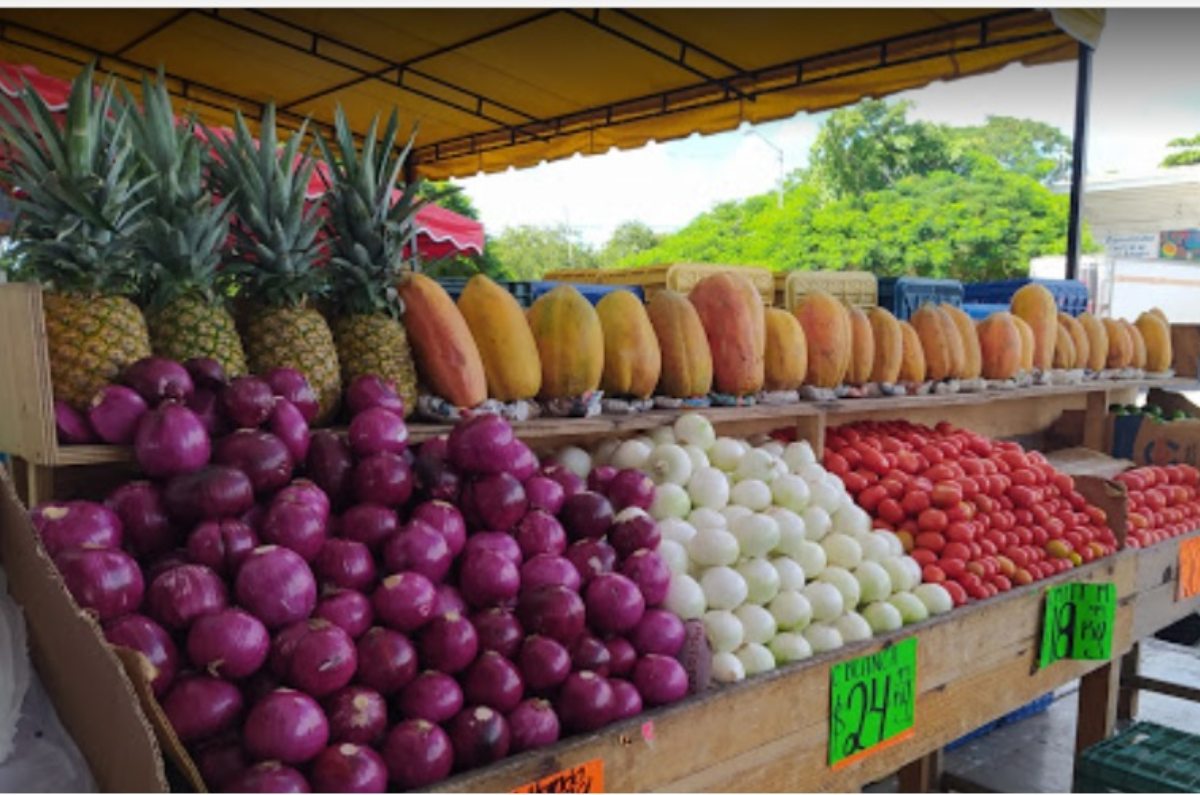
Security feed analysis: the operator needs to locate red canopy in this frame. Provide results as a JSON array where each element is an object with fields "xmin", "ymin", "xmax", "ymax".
[{"xmin": 0, "ymin": 62, "xmax": 484, "ymax": 259}]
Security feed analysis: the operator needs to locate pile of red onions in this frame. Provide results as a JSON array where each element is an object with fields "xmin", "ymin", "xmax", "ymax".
[{"xmin": 39, "ymin": 367, "xmax": 693, "ymax": 792}]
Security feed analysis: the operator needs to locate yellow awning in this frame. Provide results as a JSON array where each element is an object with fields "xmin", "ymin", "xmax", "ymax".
[{"xmin": 0, "ymin": 7, "xmax": 1103, "ymax": 179}]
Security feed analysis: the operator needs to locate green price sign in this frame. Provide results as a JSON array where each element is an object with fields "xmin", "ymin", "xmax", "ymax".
[
  {"xmin": 1038, "ymin": 582, "xmax": 1116, "ymax": 669},
  {"xmin": 828, "ymin": 637, "xmax": 917, "ymax": 768}
]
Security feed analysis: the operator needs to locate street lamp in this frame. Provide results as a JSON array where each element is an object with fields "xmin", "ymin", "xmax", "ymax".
[{"xmin": 745, "ymin": 126, "xmax": 785, "ymax": 209}]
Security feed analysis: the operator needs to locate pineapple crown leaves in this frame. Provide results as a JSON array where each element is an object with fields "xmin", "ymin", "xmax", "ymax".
[
  {"xmin": 315, "ymin": 104, "xmax": 423, "ymax": 318},
  {"xmin": 122, "ymin": 71, "xmax": 235, "ymax": 310},
  {"xmin": 0, "ymin": 62, "xmax": 155, "ymax": 296},
  {"xmin": 204, "ymin": 103, "xmax": 327, "ymax": 309}
]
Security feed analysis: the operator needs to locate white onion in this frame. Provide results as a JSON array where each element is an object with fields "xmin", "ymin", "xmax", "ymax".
[
  {"xmin": 736, "ymin": 558, "xmax": 781, "ymax": 605},
  {"xmin": 769, "ymin": 632, "xmax": 813, "ymax": 664},
  {"xmin": 709, "ymin": 438, "xmax": 746, "ymax": 472},
  {"xmin": 882, "ymin": 557, "xmax": 919, "ymax": 593},
  {"xmin": 803, "ymin": 622, "xmax": 844, "ymax": 653},
  {"xmin": 801, "ymin": 506, "xmax": 832, "ymax": 542},
  {"xmin": 649, "ymin": 443, "xmax": 693, "ymax": 485},
  {"xmin": 650, "ymin": 483, "xmax": 692, "ymax": 520},
  {"xmin": 803, "ymin": 581, "xmax": 844, "ymax": 622},
  {"xmin": 822, "ymin": 534, "xmax": 863, "ymax": 569},
  {"xmin": 734, "ymin": 604, "xmax": 777, "ymax": 645},
  {"xmin": 888, "ymin": 591, "xmax": 930, "ymax": 625},
  {"xmin": 735, "ymin": 642, "xmax": 776, "ymax": 675},
  {"xmin": 700, "ymin": 566, "xmax": 748, "ymax": 611},
  {"xmin": 593, "ymin": 437, "xmax": 621, "ymax": 467},
  {"xmin": 687, "ymin": 467, "xmax": 730, "ymax": 510},
  {"xmin": 720, "ymin": 505, "xmax": 753, "ymax": 525},
  {"xmin": 768, "ymin": 590, "xmax": 812, "ymax": 631},
  {"xmin": 783, "ymin": 441, "xmax": 816, "ymax": 471},
  {"xmin": 824, "ymin": 472, "xmax": 848, "ymax": 497},
  {"xmin": 759, "ymin": 441, "xmax": 785, "ymax": 460},
  {"xmin": 769, "ymin": 508, "xmax": 807, "ymax": 557},
  {"xmin": 688, "ymin": 527, "xmax": 740, "ymax": 567},
  {"xmin": 914, "ymin": 583, "xmax": 954, "ymax": 615},
  {"xmin": 648, "ymin": 425, "xmax": 676, "ymax": 447},
  {"xmin": 832, "ymin": 504, "xmax": 871, "ymax": 538},
  {"xmin": 798, "ymin": 462, "xmax": 828, "ymax": 485},
  {"xmin": 795, "ymin": 540, "xmax": 827, "ymax": 579},
  {"xmin": 835, "ymin": 612, "xmax": 874, "ymax": 643},
  {"xmin": 658, "ymin": 518, "xmax": 698, "ymax": 545},
  {"xmin": 735, "ymin": 449, "xmax": 777, "ymax": 483},
  {"xmin": 900, "ymin": 557, "xmax": 923, "ymax": 589},
  {"xmin": 555, "ymin": 445, "xmax": 593, "ymax": 477},
  {"xmin": 860, "ymin": 533, "xmax": 894, "ymax": 563},
  {"xmin": 730, "ymin": 513, "xmax": 780, "ymax": 558},
  {"xmin": 877, "ymin": 530, "xmax": 905, "ymax": 557},
  {"xmin": 809, "ymin": 480, "xmax": 842, "ymax": 514},
  {"xmin": 770, "ymin": 474, "xmax": 811, "ymax": 513},
  {"xmin": 731, "ymin": 479, "xmax": 772, "ymax": 511},
  {"xmin": 658, "ymin": 539, "xmax": 690, "ymax": 575},
  {"xmin": 688, "ymin": 507, "xmax": 727, "ymax": 532},
  {"xmin": 771, "ymin": 557, "xmax": 806, "ymax": 591},
  {"xmin": 712, "ymin": 651, "xmax": 746, "ymax": 683},
  {"xmin": 664, "ymin": 574, "xmax": 706, "ymax": 620},
  {"xmin": 682, "ymin": 444, "xmax": 710, "ymax": 472},
  {"xmin": 863, "ymin": 601, "xmax": 904, "ymax": 633},
  {"xmin": 673, "ymin": 414, "xmax": 716, "ymax": 451},
  {"xmin": 818, "ymin": 565, "xmax": 861, "ymax": 610},
  {"xmin": 854, "ymin": 561, "xmax": 893, "ymax": 604},
  {"xmin": 611, "ymin": 438, "xmax": 654, "ymax": 471},
  {"xmin": 702, "ymin": 609, "xmax": 745, "ymax": 653}
]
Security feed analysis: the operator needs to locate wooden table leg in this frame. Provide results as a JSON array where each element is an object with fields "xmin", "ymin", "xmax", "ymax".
[
  {"xmin": 897, "ymin": 748, "xmax": 943, "ymax": 793},
  {"xmin": 1076, "ymin": 661, "xmax": 1120, "ymax": 754},
  {"xmin": 797, "ymin": 412, "xmax": 827, "ymax": 459},
  {"xmin": 1118, "ymin": 643, "xmax": 1140, "ymax": 721},
  {"xmin": 1082, "ymin": 390, "xmax": 1109, "ymax": 451}
]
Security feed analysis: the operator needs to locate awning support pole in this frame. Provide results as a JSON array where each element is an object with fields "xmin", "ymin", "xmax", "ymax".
[{"xmin": 1066, "ymin": 41, "xmax": 1093, "ymax": 281}]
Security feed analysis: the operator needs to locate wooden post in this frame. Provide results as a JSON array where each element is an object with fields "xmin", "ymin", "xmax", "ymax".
[
  {"xmin": 1117, "ymin": 643, "xmax": 1140, "ymax": 721},
  {"xmin": 897, "ymin": 749, "xmax": 943, "ymax": 793},
  {"xmin": 797, "ymin": 412, "xmax": 827, "ymax": 459},
  {"xmin": 1082, "ymin": 390, "xmax": 1109, "ymax": 451},
  {"xmin": 1075, "ymin": 661, "xmax": 1120, "ymax": 754}
]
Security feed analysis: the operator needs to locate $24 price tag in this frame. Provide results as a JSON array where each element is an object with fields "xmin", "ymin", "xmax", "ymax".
[
  {"xmin": 1039, "ymin": 581, "xmax": 1116, "ymax": 669},
  {"xmin": 828, "ymin": 636, "xmax": 917, "ymax": 768}
]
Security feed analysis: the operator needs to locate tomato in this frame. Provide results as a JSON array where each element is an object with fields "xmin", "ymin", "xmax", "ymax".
[
  {"xmin": 921, "ymin": 445, "xmax": 944, "ymax": 466},
  {"xmin": 922, "ymin": 564, "xmax": 947, "ymax": 584},
  {"xmin": 916, "ymin": 531, "xmax": 947, "ymax": 553},
  {"xmin": 925, "ymin": 464, "xmax": 956, "ymax": 483},
  {"xmin": 1031, "ymin": 505, "xmax": 1051, "ymax": 526},
  {"xmin": 911, "ymin": 476, "xmax": 934, "ymax": 494},
  {"xmin": 974, "ymin": 493, "xmax": 996, "ymax": 515},
  {"xmin": 960, "ymin": 458, "xmax": 985, "ymax": 477},
  {"xmin": 945, "ymin": 522, "xmax": 974, "ymax": 544},
  {"xmin": 940, "ymin": 557, "xmax": 967, "ymax": 578},
  {"xmin": 979, "ymin": 538, "xmax": 998, "ymax": 556},
  {"xmin": 947, "ymin": 501, "xmax": 976, "ymax": 523},
  {"xmin": 877, "ymin": 498, "xmax": 906, "ymax": 526},
  {"xmin": 942, "ymin": 580, "xmax": 968, "ymax": 607},
  {"xmin": 881, "ymin": 477, "xmax": 906, "ymax": 499},
  {"xmin": 858, "ymin": 484, "xmax": 888, "ymax": 512},
  {"xmin": 902, "ymin": 490, "xmax": 931, "ymax": 516},
  {"xmin": 895, "ymin": 451, "xmax": 922, "ymax": 475},
  {"xmin": 1012, "ymin": 568, "xmax": 1034, "ymax": 586},
  {"xmin": 1011, "ymin": 468, "xmax": 1037, "ymax": 488},
  {"xmin": 942, "ymin": 541, "xmax": 971, "ymax": 561},
  {"xmin": 959, "ymin": 477, "xmax": 980, "ymax": 500},
  {"xmin": 860, "ymin": 447, "xmax": 889, "ymax": 476},
  {"xmin": 841, "ymin": 447, "xmax": 863, "ymax": 468},
  {"xmin": 931, "ymin": 482, "xmax": 963, "ymax": 509},
  {"xmin": 987, "ymin": 475, "xmax": 1009, "ymax": 497},
  {"xmin": 824, "ymin": 451, "xmax": 850, "ymax": 476},
  {"xmin": 917, "ymin": 508, "xmax": 949, "ymax": 533},
  {"xmin": 1010, "ymin": 486, "xmax": 1038, "ymax": 509},
  {"xmin": 1031, "ymin": 526, "xmax": 1049, "ymax": 546},
  {"xmin": 1005, "ymin": 546, "xmax": 1030, "ymax": 567},
  {"xmin": 910, "ymin": 547, "xmax": 938, "ymax": 567}
]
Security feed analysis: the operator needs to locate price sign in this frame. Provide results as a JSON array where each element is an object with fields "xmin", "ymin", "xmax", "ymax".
[
  {"xmin": 1038, "ymin": 582, "xmax": 1116, "ymax": 669},
  {"xmin": 1178, "ymin": 537, "xmax": 1200, "ymax": 601},
  {"xmin": 512, "ymin": 760, "xmax": 604, "ymax": 793},
  {"xmin": 828, "ymin": 637, "xmax": 917, "ymax": 768}
]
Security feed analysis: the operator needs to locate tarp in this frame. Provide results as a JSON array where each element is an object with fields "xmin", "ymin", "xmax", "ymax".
[{"xmin": 0, "ymin": 8, "xmax": 1104, "ymax": 180}]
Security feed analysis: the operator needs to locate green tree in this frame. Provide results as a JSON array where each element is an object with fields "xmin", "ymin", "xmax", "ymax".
[
  {"xmin": 600, "ymin": 220, "xmax": 661, "ymax": 266},
  {"xmin": 414, "ymin": 181, "xmax": 510, "ymax": 279},
  {"xmin": 1161, "ymin": 134, "xmax": 1200, "ymax": 168},
  {"xmin": 949, "ymin": 116, "xmax": 1071, "ymax": 183},
  {"xmin": 489, "ymin": 223, "xmax": 598, "ymax": 280}
]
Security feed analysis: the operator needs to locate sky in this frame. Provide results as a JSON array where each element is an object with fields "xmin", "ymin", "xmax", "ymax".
[{"xmin": 455, "ymin": 8, "xmax": 1200, "ymax": 247}]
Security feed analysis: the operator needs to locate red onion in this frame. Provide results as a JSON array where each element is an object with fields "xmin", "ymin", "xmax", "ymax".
[
  {"xmin": 556, "ymin": 671, "xmax": 615, "ymax": 732},
  {"xmin": 409, "ymin": 500, "xmax": 466, "ymax": 557},
  {"xmin": 186, "ymin": 387, "xmax": 228, "ymax": 437},
  {"xmin": 447, "ymin": 413, "xmax": 514, "ymax": 475},
  {"xmin": 265, "ymin": 368, "xmax": 319, "ymax": 424},
  {"xmin": 397, "ymin": 671, "xmax": 463, "ymax": 723},
  {"xmin": 561, "ymin": 491, "xmax": 614, "ymax": 541},
  {"xmin": 355, "ymin": 627, "xmax": 417, "ymax": 695},
  {"xmin": 315, "ymin": 539, "xmax": 376, "ymax": 591},
  {"xmin": 373, "ymin": 572, "xmax": 436, "ymax": 633},
  {"xmin": 336, "ymin": 504, "xmax": 397, "ymax": 550},
  {"xmin": 162, "ymin": 675, "xmax": 243, "ymax": 743},
  {"xmin": 381, "ymin": 521, "xmax": 451, "ymax": 582},
  {"xmin": 307, "ymin": 431, "xmax": 354, "ymax": 508},
  {"xmin": 565, "ymin": 538, "xmax": 617, "ymax": 586},
  {"xmin": 352, "ymin": 452, "xmax": 413, "ymax": 507},
  {"xmin": 163, "ymin": 466, "xmax": 254, "ymax": 523},
  {"xmin": 414, "ymin": 436, "xmax": 460, "ymax": 502},
  {"xmin": 462, "ymin": 472, "xmax": 526, "ymax": 534},
  {"xmin": 524, "ymin": 475, "xmax": 565, "ymax": 516},
  {"xmin": 382, "ymin": 720, "xmax": 453, "ymax": 789},
  {"xmin": 228, "ymin": 762, "xmax": 309, "ymax": 793},
  {"xmin": 610, "ymin": 678, "xmax": 644, "ymax": 719},
  {"xmin": 345, "ymin": 374, "xmax": 404, "ymax": 417},
  {"xmin": 517, "ymin": 635, "xmax": 571, "ymax": 693},
  {"xmin": 515, "ymin": 511, "xmax": 567, "ymax": 560},
  {"xmin": 145, "ymin": 548, "xmax": 190, "ymax": 580},
  {"xmin": 88, "ymin": 385, "xmax": 148, "ymax": 444},
  {"xmin": 505, "ymin": 440, "xmax": 538, "ymax": 482},
  {"xmin": 311, "ymin": 743, "xmax": 387, "ymax": 793},
  {"xmin": 462, "ymin": 651, "xmax": 523, "ymax": 713},
  {"xmin": 235, "ymin": 546, "xmax": 317, "ymax": 629},
  {"xmin": 187, "ymin": 607, "xmax": 269, "ymax": 679},
  {"xmin": 55, "ymin": 400, "xmax": 96, "ymax": 444},
  {"xmin": 184, "ymin": 357, "xmax": 227, "ymax": 390},
  {"xmin": 147, "ymin": 563, "xmax": 227, "ymax": 630},
  {"xmin": 123, "ymin": 357, "xmax": 194, "ymax": 405},
  {"xmin": 270, "ymin": 621, "xmax": 314, "ymax": 679},
  {"xmin": 222, "ymin": 376, "xmax": 276, "ymax": 428},
  {"xmin": 215, "ymin": 429, "xmax": 294, "ymax": 494},
  {"xmin": 244, "ymin": 671, "xmax": 283, "ymax": 706},
  {"xmin": 260, "ymin": 499, "xmax": 327, "ymax": 562},
  {"xmin": 275, "ymin": 480, "xmax": 331, "ymax": 521},
  {"xmin": 471, "ymin": 608, "xmax": 524, "ymax": 658},
  {"xmin": 587, "ymin": 465, "xmax": 617, "ymax": 493},
  {"xmin": 620, "ymin": 549, "xmax": 671, "ymax": 606},
  {"xmin": 193, "ymin": 738, "xmax": 248, "ymax": 792},
  {"xmin": 315, "ymin": 588, "xmax": 374, "ymax": 638},
  {"xmin": 517, "ymin": 586, "xmax": 586, "ymax": 646},
  {"xmin": 463, "ymin": 532, "xmax": 522, "ymax": 568},
  {"xmin": 605, "ymin": 636, "xmax": 637, "ymax": 679},
  {"xmin": 33, "ymin": 501, "xmax": 122, "ymax": 557},
  {"xmin": 186, "ymin": 518, "xmax": 257, "ymax": 577},
  {"xmin": 508, "ymin": 698, "xmax": 560, "ymax": 752},
  {"xmin": 432, "ymin": 584, "xmax": 467, "ymax": 618},
  {"xmin": 349, "ymin": 407, "xmax": 409, "ymax": 458},
  {"xmin": 417, "ymin": 611, "xmax": 479, "ymax": 674},
  {"xmin": 105, "ymin": 481, "xmax": 176, "ymax": 557},
  {"xmin": 460, "ymin": 550, "xmax": 520, "ymax": 609},
  {"xmin": 606, "ymin": 469, "xmax": 656, "ymax": 512},
  {"xmin": 571, "ymin": 634, "xmax": 611, "ymax": 676},
  {"xmin": 288, "ymin": 620, "xmax": 357, "ymax": 697},
  {"xmin": 270, "ymin": 399, "xmax": 311, "ymax": 463},
  {"xmin": 610, "ymin": 508, "xmax": 661, "ymax": 558},
  {"xmin": 244, "ymin": 688, "xmax": 329, "ymax": 764},
  {"xmin": 53, "ymin": 547, "xmax": 143, "ymax": 621},
  {"xmin": 540, "ymin": 463, "xmax": 585, "ymax": 498},
  {"xmin": 520, "ymin": 554, "xmax": 582, "ymax": 593},
  {"xmin": 449, "ymin": 706, "xmax": 511, "ymax": 770},
  {"xmin": 630, "ymin": 608, "xmax": 686, "ymax": 657},
  {"xmin": 584, "ymin": 573, "xmax": 645, "ymax": 635},
  {"xmin": 325, "ymin": 685, "xmax": 388, "ymax": 746},
  {"xmin": 633, "ymin": 654, "xmax": 689, "ymax": 706},
  {"xmin": 103, "ymin": 614, "xmax": 178, "ymax": 697},
  {"xmin": 134, "ymin": 402, "xmax": 211, "ymax": 479}
]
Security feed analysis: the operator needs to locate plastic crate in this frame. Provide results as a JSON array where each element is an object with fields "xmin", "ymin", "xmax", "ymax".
[
  {"xmin": 545, "ymin": 264, "xmax": 775, "ymax": 304},
  {"xmin": 1074, "ymin": 721, "xmax": 1200, "ymax": 793},
  {"xmin": 963, "ymin": 303, "xmax": 1009, "ymax": 321},
  {"xmin": 436, "ymin": 278, "xmax": 534, "ymax": 307},
  {"xmin": 877, "ymin": 277, "xmax": 964, "ymax": 320},
  {"xmin": 530, "ymin": 281, "xmax": 644, "ymax": 305},
  {"xmin": 946, "ymin": 693, "xmax": 1055, "ymax": 751},
  {"xmin": 964, "ymin": 278, "xmax": 1090, "ymax": 317},
  {"xmin": 783, "ymin": 270, "xmax": 878, "ymax": 311}
]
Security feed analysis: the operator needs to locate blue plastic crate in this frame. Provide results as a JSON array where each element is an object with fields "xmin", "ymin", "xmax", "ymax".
[
  {"xmin": 946, "ymin": 693, "xmax": 1055, "ymax": 751},
  {"xmin": 964, "ymin": 278, "xmax": 1089, "ymax": 316},
  {"xmin": 531, "ymin": 281, "xmax": 645, "ymax": 305},
  {"xmin": 963, "ymin": 303, "xmax": 1009, "ymax": 321},
  {"xmin": 876, "ymin": 277, "xmax": 964, "ymax": 320},
  {"xmin": 436, "ymin": 278, "xmax": 535, "ymax": 307}
]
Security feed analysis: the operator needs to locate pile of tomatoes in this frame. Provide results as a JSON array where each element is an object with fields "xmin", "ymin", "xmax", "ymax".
[
  {"xmin": 1115, "ymin": 464, "xmax": 1200, "ymax": 548},
  {"xmin": 823, "ymin": 420, "xmax": 1119, "ymax": 607}
]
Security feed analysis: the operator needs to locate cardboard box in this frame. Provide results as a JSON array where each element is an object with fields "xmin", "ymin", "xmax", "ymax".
[
  {"xmin": 1107, "ymin": 414, "xmax": 1200, "ymax": 467},
  {"xmin": 1044, "ymin": 447, "xmax": 1131, "ymax": 546}
]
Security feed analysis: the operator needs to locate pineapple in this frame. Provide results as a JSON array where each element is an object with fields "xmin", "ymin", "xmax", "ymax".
[
  {"xmin": 316, "ymin": 106, "xmax": 421, "ymax": 416},
  {"xmin": 206, "ymin": 105, "xmax": 341, "ymax": 423},
  {"xmin": 0, "ymin": 64, "xmax": 151, "ymax": 409},
  {"xmin": 124, "ymin": 72, "xmax": 247, "ymax": 376}
]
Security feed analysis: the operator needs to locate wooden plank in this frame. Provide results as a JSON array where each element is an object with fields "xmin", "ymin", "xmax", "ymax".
[
  {"xmin": 1083, "ymin": 390, "xmax": 1109, "ymax": 450},
  {"xmin": 1123, "ymin": 674, "xmax": 1200, "ymax": 703},
  {"xmin": 1075, "ymin": 662, "xmax": 1120, "ymax": 753},
  {"xmin": 897, "ymin": 750, "xmax": 943, "ymax": 793},
  {"xmin": 0, "ymin": 284, "xmax": 57, "ymax": 465},
  {"xmin": 1117, "ymin": 644, "xmax": 1140, "ymax": 721}
]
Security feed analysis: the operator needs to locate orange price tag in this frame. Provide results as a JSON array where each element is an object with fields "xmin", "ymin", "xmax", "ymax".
[
  {"xmin": 1178, "ymin": 537, "xmax": 1200, "ymax": 600},
  {"xmin": 512, "ymin": 759, "xmax": 604, "ymax": 793}
]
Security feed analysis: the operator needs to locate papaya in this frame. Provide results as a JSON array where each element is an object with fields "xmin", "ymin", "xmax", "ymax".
[
  {"xmin": 1122, "ymin": 319, "xmax": 1147, "ymax": 369},
  {"xmin": 646, "ymin": 291, "xmax": 713, "ymax": 398},
  {"xmin": 1136, "ymin": 311, "xmax": 1172, "ymax": 372},
  {"xmin": 1013, "ymin": 315, "xmax": 1035, "ymax": 373},
  {"xmin": 976, "ymin": 312, "xmax": 1022, "ymax": 380},
  {"xmin": 457, "ymin": 274, "xmax": 542, "ymax": 401},
  {"xmin": 764, "ymin": 308, "xmax": 807, "ymax": 391},
  {"xmin": 1057, "ymin": 313, "xmax": 1089, "ymax": 371},
  {"xmin": 1150, "ymin": 307, "xmax": 1168, "ymax": 325},
  {"xmin": 1078, "ymin": 312, "xmax": 1109, "ymax": 372},
  {"xmin": 689, "ymin": 273, "xmax": 765, "ymax": 396},
  {"xmin": 1053, "ymin": 324, "xmax": 1077, "ymax": 369},
  {"xmin": 1102, "ymin": 317, "xmax": 1133, "ymax": 369},
  {"xmin": 396, "ymin": 272, "xmax": 487, "ymax": 408},
  {"xmin": 846, "ymin": 307, "xmax": 875, "ymax": 386},
  {"xmin": 596, "ymin": 291, "xmax": 662, "ymax": 399},
  {"xmin": 1010, "ymin": 283, "xmax": 1058, "ymax": 370},
  {"xmin": 898, "ymin": 320, "xmax": 926, "ymax": 383},
  {"xmin": 942, "ymin": 304, "xmax": 982, "ymax": 379},
  {"xmin": 527, "ymin": 285, "xmax": 605, "ymax": 399},
  {"xmin": 911, "ymin": 304, "xmax": 964, "ymax": 381},
  {"xmin": 792, "ymin": 289, "xmax": 852, "ymax": 388},
  {"xmin": 867, "ymin": 307, "xmax": 903, "ymax": 384}
]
